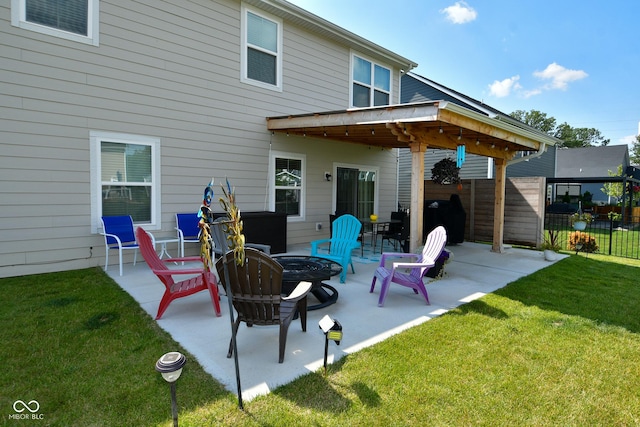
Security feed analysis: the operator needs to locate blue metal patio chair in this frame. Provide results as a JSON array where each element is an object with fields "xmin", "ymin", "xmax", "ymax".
[
  {"xmin": 310, "ymin": 214, "xmax": 362, "ymax": 283},
  {"xmin": 100, "ymin": 215, "xmax": 139, "ymax": 276},
  {"xmin": 175, "ymin": 212, "xmax": 201, "ymax": 258}
]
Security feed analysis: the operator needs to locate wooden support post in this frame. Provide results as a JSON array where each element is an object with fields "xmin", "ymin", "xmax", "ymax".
[
  {"xmin": 492, "ymin": 158, "xmax": 506, "ymax": 253},
  {"xmin": 409, "ymin": 141, "xmax": 427, "ymax": 253}
]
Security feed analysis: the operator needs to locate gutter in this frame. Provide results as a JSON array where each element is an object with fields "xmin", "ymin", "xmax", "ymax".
[{"xmin": 506, "ymin": 141, "xmax": 547, "ymax": 166}]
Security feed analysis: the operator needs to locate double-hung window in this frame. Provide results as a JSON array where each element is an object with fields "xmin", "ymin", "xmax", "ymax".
[
  {"xmin": 270, "ymin": 152, "xmax": 305, "ymax": 221},
  {"xmin": 351, "ymin": 54, "xmax": 391, "ymax": 107},
  {"xmin": 11, "ymin": 0, "xmax": 99, "ymax": 46},
  {"xmin": 90, "ymin": 132, "xmax": 161, "ymax": 233},
  {"xmin": 241, "ymin": 5, "xmax": 283, "ymax": 91}
]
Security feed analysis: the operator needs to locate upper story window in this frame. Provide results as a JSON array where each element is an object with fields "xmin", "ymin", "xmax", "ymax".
[
  {"xmin": 90, "ymin": 132, "xmax": 161, "ymax": 233},
  {"xmin": 351, "ymin": 54, "xmax": 391, "ymax": 107},
  {"xmin": 269, "ymin": 152, "xmax": 305, "ymax": 221},
  {"xmin": 241, "ymin": 5, "xmax": 283, "ymax": 91},
  {"xmin": 11, "ymin": 0, "xmax": 99, "ymax": 46}
]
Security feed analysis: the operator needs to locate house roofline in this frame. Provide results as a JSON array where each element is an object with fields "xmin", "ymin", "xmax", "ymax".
[
  {"xmin": 406, "ymin": 71, "xmax": 559, "ymax": 142},
  {"xmin": 246, "ymin": 0, "xmax": 418, "ymax": 71}
]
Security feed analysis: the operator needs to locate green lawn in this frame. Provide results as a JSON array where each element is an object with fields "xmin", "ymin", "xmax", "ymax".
[{"xmin": 2, "ymin": 254, "xmax": 640, "ymax": 426}]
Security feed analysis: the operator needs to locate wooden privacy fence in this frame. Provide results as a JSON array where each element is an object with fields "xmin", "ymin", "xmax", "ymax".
[{"xmin": 424, "ymin": 177, "xmax": 546, "ymax": 247}]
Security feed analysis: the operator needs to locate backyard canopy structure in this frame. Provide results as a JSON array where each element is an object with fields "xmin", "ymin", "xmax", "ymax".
[{"xmin": 267, "ymin": 101, "xmax": 559, "ymax": 253}]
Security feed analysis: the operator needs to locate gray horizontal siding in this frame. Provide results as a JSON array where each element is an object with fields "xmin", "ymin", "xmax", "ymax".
[
  {"xmin": 0, "ymin": 0, "xmax": 404, "ymax": 277},
  {"xmin": 506, "ymin": 146, "xmax": 557, "ymax": 178}
]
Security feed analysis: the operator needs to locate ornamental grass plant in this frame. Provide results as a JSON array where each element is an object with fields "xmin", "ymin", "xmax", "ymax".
[{"xmin": 2, "ymin": 254, "xmax": 640, "ymax": 426}]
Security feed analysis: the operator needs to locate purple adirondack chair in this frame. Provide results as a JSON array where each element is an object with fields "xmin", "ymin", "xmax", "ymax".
[{"xmin": 370, "ymin": 226, "xmax": 447, "ymax": 307}]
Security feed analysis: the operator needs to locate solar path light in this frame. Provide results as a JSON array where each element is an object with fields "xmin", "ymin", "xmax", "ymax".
[
  {"xmin": 319, "ymin": 315, "xmax": 343, "ymax": 374},
  {"xmin": 155, "ymin": 351, "xmax": 187, "ymax": 427}
]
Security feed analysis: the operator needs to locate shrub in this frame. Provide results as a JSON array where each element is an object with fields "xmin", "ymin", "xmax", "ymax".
[{"xmin": 568, "ymin": 231, "xmax": 598, "ymax": 253}]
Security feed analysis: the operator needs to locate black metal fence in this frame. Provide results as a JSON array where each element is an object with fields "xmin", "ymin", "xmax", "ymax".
[{"xmin": 545, "ymin": 212, "xmax": 640, "ymax": 259}]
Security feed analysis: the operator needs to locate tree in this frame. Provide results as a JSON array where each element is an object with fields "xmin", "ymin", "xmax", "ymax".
[
  {"xmin": 601, "ymin": 164, "xmax": 625, "ymax": 204},
  {"xmin": 630, "ymin": 134, "xmax": 640, "ymax": 165},
  {"xmin": 510, "ymin": 110, "xmax": 556, "ymax": 135},
  {"xmin": 510, "ymin": 109, "xmax": 610, "ymax": 148},
  {"xmin": 553, "ymin": 123, "xmax": 610, "ymax": 148}
]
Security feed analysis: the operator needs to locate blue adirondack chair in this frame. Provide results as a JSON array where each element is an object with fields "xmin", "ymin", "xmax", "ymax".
[{"xmin": 310, "ymin": 214, "xmax": 362, "ymax": 283}]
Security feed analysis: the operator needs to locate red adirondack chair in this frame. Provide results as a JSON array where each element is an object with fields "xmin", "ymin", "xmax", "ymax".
[{"xmin": 136, "ymin": 227, "xmax": 221, "ymax": 319}]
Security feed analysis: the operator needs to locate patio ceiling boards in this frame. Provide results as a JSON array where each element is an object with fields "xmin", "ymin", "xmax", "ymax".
[{"xmin": 267, "ymin": 101, "xmax": 558, "ymax": 253}]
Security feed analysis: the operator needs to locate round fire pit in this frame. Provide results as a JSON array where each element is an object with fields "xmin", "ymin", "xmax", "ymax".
[{"xmin": 274, "ymin": 255, "xmax": 342, "ymax": 310}]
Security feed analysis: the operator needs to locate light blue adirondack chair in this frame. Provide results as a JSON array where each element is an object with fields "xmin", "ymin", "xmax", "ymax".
[{"xmin": 310, "ymin": 214, "xmax": 362, "ymax": 283}]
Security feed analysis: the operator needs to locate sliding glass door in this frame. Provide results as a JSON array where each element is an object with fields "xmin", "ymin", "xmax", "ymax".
[{"xmin": 335, "ymin": 166, "xmax": 376, "ymax": 219}]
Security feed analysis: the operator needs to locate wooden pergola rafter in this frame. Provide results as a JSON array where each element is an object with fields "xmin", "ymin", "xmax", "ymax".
[{"xmin": 267, "ymin": 101, "xmax": 559, "ymax": 253}]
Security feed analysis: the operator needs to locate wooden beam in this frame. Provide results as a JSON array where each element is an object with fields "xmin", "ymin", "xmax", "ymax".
[
  {"xmin": 266, "ymin": 104, "xmax": 439, "ymax": 130},
  {"xmin": 492, "ymin": 158, "xmax": 507, "ymax": 253},
  {"xmin": 437, "ymin": 109, "xmax": 540, "ymax": 151},
  {"xmin": 408, "ymin": 141, "xmax": 427, "ymax": 253},
  {"xmin": 400, "ymin": 124, "xmax": 517, "ymax": 160}
]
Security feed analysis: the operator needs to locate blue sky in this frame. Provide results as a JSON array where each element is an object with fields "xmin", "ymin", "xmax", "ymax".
[{"xmin": 287, "ymin": 0, "xmax": 640, "ymax": 147}]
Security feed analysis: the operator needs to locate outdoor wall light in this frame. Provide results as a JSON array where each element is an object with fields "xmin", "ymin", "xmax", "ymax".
[
  {"xmin": 324, "ymin": 172, "xmax": 332, "ymax": 182},
  {"xmin": 156, "ymin": 351, "xmax": 187, "ymax": 427}
]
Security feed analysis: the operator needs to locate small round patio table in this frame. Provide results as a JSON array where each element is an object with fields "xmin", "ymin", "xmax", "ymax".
[{"xmin": 274, "ymin": 255, "xmax": 342, "ymax": 310}]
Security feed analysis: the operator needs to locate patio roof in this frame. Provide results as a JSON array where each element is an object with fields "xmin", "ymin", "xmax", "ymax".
[
  {"xmin": 266, "ymin": 101, "xmax": 558, "ymax": 156},
  {"xmin": 267, "ymin": 101, "xmax": 560, "ymax": 252}
]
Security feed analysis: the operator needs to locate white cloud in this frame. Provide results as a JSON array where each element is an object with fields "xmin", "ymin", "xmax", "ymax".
[
  {"xmin": 488, "ymin": 75, "xmax": 521, "ymax": 98},
  {"xmin": 488, "ymin": 63, "xmax": 588, "ymax": 99},
  {"xmin": 533, "ymin": 62, "xmax": 588, "ymax": 90},
  {"xmin": 441, "ymin": 1, "xmax": 477, "ymax": 24},
  {"xmin": 522, "ymin": 88, "xmax": 542, "ymax": 98}
]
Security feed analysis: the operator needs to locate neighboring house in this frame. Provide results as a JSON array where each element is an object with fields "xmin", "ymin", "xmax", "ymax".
[
  {"xmin": 554, "ymin": 145, "xmax": 630, "ymax": 205},
  {"xmin": 1, "ymin": 0, "xmax": 418, "ymax": 277},
  {"xmin": 398, "ymin": 72, "xmax": 556, "ymax": 207}
]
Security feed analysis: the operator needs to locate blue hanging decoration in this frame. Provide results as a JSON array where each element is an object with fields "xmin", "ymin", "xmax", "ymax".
[{"xmin": 456, "ymin": 145, "xmax": 466, "ymax": 168}]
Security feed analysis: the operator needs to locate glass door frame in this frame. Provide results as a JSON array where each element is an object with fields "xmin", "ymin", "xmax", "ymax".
[{"xmin": 331, "ymin": 162, "xmax": 379, "ymax": 219}]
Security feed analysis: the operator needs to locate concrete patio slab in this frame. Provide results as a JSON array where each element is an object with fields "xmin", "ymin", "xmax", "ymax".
[{"xmin": 107, "ymin": 241, "xmax": 565, "ymax": 401}]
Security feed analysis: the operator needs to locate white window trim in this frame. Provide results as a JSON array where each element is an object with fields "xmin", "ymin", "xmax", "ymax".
[
  {"xmin": 269, "ymin": 151, "xmax": 306, "ymax": 222},
  {"xmin": 349, "ymin": 52, "xmax": 392, "ymax": 108},
  {"xmin": 240, "ymin": 3, "xmax": 283, "ymax": 92},
  {"xmin": 90, "ymin": 131, "xmax": 161, "ymax": 233},
  {"xmin": 11, "ymin": 0, "xmax": 99, "ymax": 46}
]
